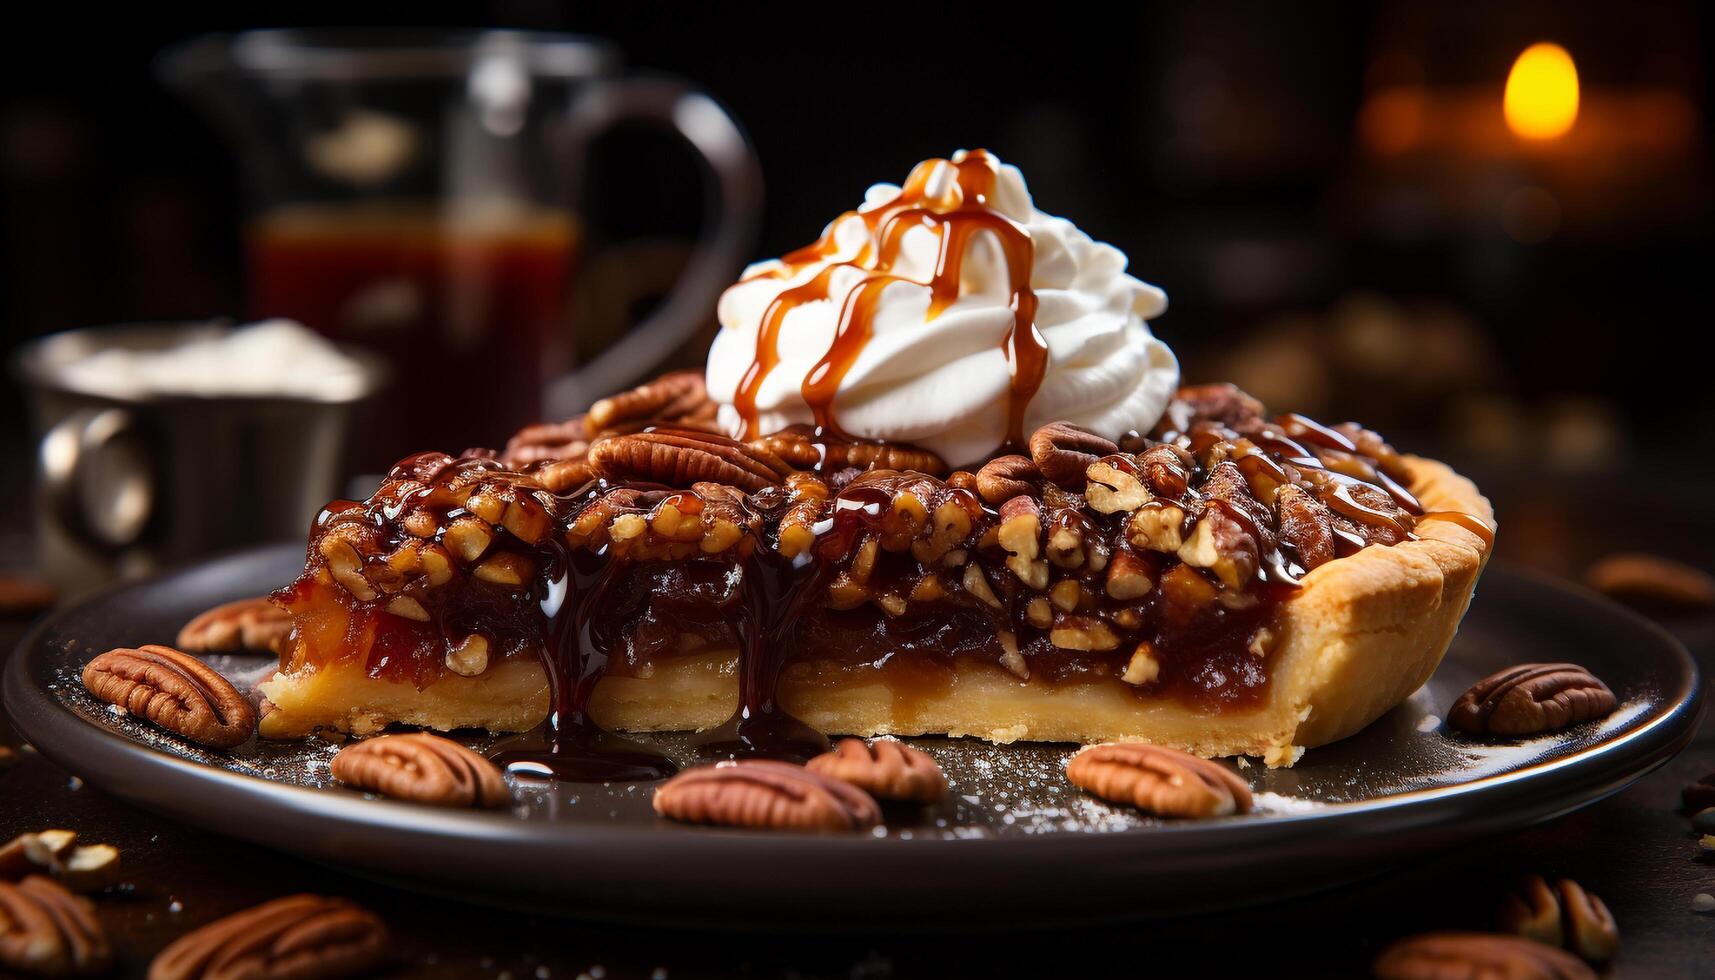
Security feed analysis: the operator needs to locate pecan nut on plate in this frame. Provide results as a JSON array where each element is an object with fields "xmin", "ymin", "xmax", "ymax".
[
  {"xmin": 1448, "ymin": 664, "xmax": 1616, "ymax": 737},
  {"xmin": 653, "ymin": 761, "xmax": 882, "ymax": 832},
  {"xmin": 176, "ymin": 597, "xmax": 293, "ymax": 654},
  {"xmin": 81, "ymin": 645, "xmax": 256, "ymax": 748},
  {"xmin": 330, "ymin": 732, "xmax": 510, "ymax": 808},
  {"xmin": 807, "ymin": 738, "xmax": 948, "ymax": 803},
  {"xmin": 1066, "ymin": 743, "xmax": 1253, "ymax": 818}
]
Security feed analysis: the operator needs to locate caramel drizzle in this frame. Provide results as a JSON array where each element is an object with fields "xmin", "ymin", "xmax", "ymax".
[{"xmin": 733, "ymin": 150, "xmax": 1045, "ymax": 451}]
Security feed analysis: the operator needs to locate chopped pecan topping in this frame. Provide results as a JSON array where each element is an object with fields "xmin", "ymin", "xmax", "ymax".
[
  {"xmin": 330, "ymin": 733, "xmax": 509, "ymax": 808},
  {"xmin": 997, "ymin": 496, "xmax": 1048, "ymax": 590},
  {"xmin": 586, "ymin": 369, "xmax": 717, "ymax": 437},
  {"xmin": 1373, "ymin": 932, "xmax": 1595, "ymax": 980},
  {"xmin": 1584, "ymin": 553, "xmax": 1715, "ymax": 611},
  {"xmin": 81, "ymin": 646, "xmax": 256, "ymax": 749},
  {"xmin": 148, "ymin": 894, "xmax": 388, "ymax": 980},
  {"xmin": 1134, "ymin": 444, "xmax": 1194, "ymax": 498},
  {"xmin": 974, "ymin": 454, "xmax": 1040, "ymax": 505},
  {"xmin": 1449, "ymin": 663, "xmax": 1616, "ymax": 736},
  {"xmin": 1065, "ymin": 743, "xmax": 1252, "ymax": 817},
  {"xmin": 1498, "ymin": 875, "xmax": 1618, "ymax": 962},
  {"xmin": 806, "ymin": 738, "xmax": 948, "ymax": 803},
  {"xmin": 176, "ymin": 597, "xmax": 292, "ymax": 655},
  {"xmin": 1274, "ymin": 484, "xmax": 1335, "ymax": 571},
  {"xmin": 589, "ymin": 428, "xmax": 791, "ymax": 493},
  {"xmin": 776, "ymin": 473, "xmax": 829, "ymax": 559},
  {"xmin": 653, "ymin": 760, "xmax": 881, "ymax": 832},
  {"xmin": 1084, "ymin": 456, "xmax": 1151, "ymax": 515},
  {"xmin": 1028, "ymin": 422, "xmax": 1119, "ymax": 488},
  {"xmin": 749, "ymin": 425, "xmax": 947, "ymax": 476},
  {"xmin": 1178, "ymin": 505, "xmax": 1260, "ymax": 590},
  {"xmin": 0, "ymin": 875, "xmax": 111, "ymax": 977}
]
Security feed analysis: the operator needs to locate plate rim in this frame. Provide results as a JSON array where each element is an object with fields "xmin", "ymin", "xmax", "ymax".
[{"xmin": 4, "ymin": 546, "xmax": 1704, "ymax": 862}]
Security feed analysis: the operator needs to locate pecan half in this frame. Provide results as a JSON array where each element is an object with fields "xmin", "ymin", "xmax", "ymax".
[
  {"xmin": 749, "ymin": 426, "xmax": 947, "ymax": 476},
  {"xmin": 81, "ymin": 646, "xmax": 256, "ymax": 749},
  {"xmin": 1028, "ymin": 422, "xmax": 1120, "ymax": 488},
  {"xmin": 1448, "ymin": 664, "xmax": 1616, "ymax": 736},
  {"xmin": 652, "ymin": 760, "xmax": 882, "ymax": 832},
  {"xmin": 502, "ymin": 417, "xmax": 588, "ymax": 467},
  {"xmin": 975, "ymin": 454, "xmax": 1039, "ymax": 505},
  {"xmin": 1163, "ymin": 383, "xmax": 1266, "ymax": 431},
  {"xmin": 329, "ymin": 733, "xmax": 508, "ymax": 808},
  {"xmin": 1499, "ymin": 875, "xmax": 1618, "ymax": 962},
  {"xmin": 586, "ymin": 370, "xmax": 716, "ymax": 437},
  {"xmin": 0, "ymin": 875, "xmax": 111, "ymax": 977},
  {"xmin": 589, "ymin": 429, "xmax": 791, "ymax": 493},
  {"xmin": 1065, "ymin": 743, "xmax": 1252, "ymax": 818},
  {"xmin": 1584, "ymin": 553, "xmax": 1715, "ymax": 611},
  {"xmin": 526, "ymin": 457, "xmax": 595, "ymax": 494},
  {"xmin": 148, "ymin": 894, "xmax": 388, "ymax": 980},
  {"xmin": 1373, "ymin": 932, "xmax": 1595, "ymax": 980},
  {"xmin": 176, "ymin": 597, "xmax": 292, "ymax": 655},
  {"xmin": 806, "ymin": 738, "xmax": 948, "ymax": 803}
]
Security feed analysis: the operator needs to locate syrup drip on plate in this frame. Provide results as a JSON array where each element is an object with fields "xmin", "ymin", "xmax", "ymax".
[
  {"xmin": 733, "ymin": 149, "xmax": 1046, "ymax": 451},
  {"xmin": 490, "ymin": 540, "xmax": 681, "ymax": 782}
]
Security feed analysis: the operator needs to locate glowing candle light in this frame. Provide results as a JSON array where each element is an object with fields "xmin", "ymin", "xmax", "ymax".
[{"xmin": 1504, "ymin": 43, "xmax": 1580, "ymax": 141}]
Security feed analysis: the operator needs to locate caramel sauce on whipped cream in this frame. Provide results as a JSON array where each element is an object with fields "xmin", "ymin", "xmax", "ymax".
[{"xmin": 708, "ymin": 150, "xmax": 1178, "ymax": 467}]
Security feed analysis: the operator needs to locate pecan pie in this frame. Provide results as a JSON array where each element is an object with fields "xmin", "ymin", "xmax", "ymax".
[
  {"xmin": 258, "ymin": 379, "xmax": 1491, "ymax": 769},
  {"xmin": 257, "ymin": 151, "xmax": 1493, "ymax": 773}
]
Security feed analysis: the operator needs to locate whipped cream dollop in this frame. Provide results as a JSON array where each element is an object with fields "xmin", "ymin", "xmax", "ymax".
[{"xmin": 704, "ymin": 150, "xmax": 1177, "ymax": 466}]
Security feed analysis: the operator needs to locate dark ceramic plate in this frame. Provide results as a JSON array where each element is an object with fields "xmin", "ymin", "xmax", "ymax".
[{"xmin": 4, "ymin": 545, "xmax": 1702, "ymax": 928}]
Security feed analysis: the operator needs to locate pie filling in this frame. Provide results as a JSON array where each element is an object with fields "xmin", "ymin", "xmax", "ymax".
[{"xmin": 264, "ymin": 382, "xmax": 1479, "ymax": 779}]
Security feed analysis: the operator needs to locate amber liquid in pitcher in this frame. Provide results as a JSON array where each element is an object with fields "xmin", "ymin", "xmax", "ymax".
[{"xmin": 247, "ymin": 203, "xmax": 580, "ymax": 466}]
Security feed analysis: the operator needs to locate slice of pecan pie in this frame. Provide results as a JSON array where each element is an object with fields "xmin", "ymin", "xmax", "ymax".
[
  {"xmin": 258, "ymin": 150, "xmax": 1493, "ymax": 770},
  {"xmin": 259, "ymin": 375, "xmax": 1491, "ymax": 769}
]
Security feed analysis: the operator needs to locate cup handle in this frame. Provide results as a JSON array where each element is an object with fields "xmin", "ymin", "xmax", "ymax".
[
  {"xmin": 542, "ymin": 76, "xmax": 762, "ymax": 419},
  {"xmin": 38, "ymin": 407, "xmax": 158, "ymax": 554}
]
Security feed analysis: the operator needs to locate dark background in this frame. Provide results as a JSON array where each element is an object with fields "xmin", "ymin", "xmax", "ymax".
[{"xmin": 4, "ymin": 1, "xmax": 1711, "ymax": 456}]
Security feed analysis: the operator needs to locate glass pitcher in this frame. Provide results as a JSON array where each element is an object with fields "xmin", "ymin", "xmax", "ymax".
[{"xmin": 159, "ymin": 29, "xmax": 760, "ymax": 464}]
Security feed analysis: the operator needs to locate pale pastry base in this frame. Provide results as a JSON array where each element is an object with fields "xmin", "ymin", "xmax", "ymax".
[{"xmin": 257, "ymin": 455, "xmax": 1492, "ymax": 766}]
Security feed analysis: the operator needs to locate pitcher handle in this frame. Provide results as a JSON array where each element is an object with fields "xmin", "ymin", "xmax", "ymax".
[{"xmin": 542, "ymin": 76, "xmax": 761, "ymax": 419}]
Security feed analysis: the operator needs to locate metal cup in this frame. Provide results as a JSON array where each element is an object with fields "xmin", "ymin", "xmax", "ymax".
[{"xmin": 15, "ymin": 322, "xmax": 385, "ymax": 592}]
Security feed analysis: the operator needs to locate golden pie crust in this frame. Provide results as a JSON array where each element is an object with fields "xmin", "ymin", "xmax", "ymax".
[{"xmin": 258, "ymin": 454, "xmax": 1491, "ymax": 766}]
